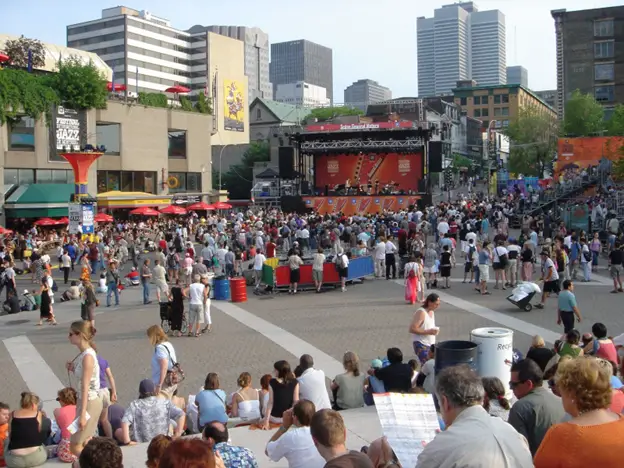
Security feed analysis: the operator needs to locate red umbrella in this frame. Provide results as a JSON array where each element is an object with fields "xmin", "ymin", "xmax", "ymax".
[
  {"xmin": 0, "ymin": 226, "xmax": 13, "ymax": 235},
  {"xmin": 165, "ymin": 85, "xmax": 190, "ymax": 94},
  {"xmin": 0, "ymin": 53, "xmax": 9, "ymax": 64},
  {"xmin": 58, "ymin": 217, "xmax": 70, "ymax": 224},
  {"xmin": 34, "ymin": 218, "xmax": 60, "ymax": 226},
  {"xmin": 94, "ymin": 213, "xmax": 114, "ymax": 223},
  {"xmin": 107, "ymin": 82, "xmax": 127, "ymax": 92},
  {"xmin": 129, "ymin": 207, "xmax": 160, "ymax": 216},
  {"xmin": 187, "ymin": 202, "xmax": 215, "ymax": 211},
  {"xmin": 213, "ymin": 201, "xmax": 232, "ymax": 210},
  {"xmin": 159, "ymin": 205, "xmax": 187, "ymax": 215}
]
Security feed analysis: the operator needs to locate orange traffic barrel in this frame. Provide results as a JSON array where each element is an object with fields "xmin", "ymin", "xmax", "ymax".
[{"xmin": 229, "ymin": 277, "xmax": 248, "ymax": 303}]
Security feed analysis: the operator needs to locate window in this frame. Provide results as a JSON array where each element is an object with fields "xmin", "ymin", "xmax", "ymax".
[
  {"xmin": 494, "ymin": 108, "xmax": 502, "ymax": 117},
  {"xmin": 595, "ymin": 85, "xmax": 615, "ymax": 103},
  {"xmin": 481, "ymin": 108, "xmax": 489, "ymax": 117},
  {"xmin": 473, "ymin": 96, "xmax": 481, "ymax": 105},
  {"xmin": 595, "ymin": 63, "xmax": 614, "ymax": 81},
  {"xmin": 501, "ymin": 94, "xmax": 509, "ymax": 103},
  {"xmin": 473, "ymin": 109, "xmax": 481, "ymax": 117},
  {"xmin": 168, "ymin": 130, "xmax": 187, "ymax": 159},
  {"xmin": 9, "ymin": 116, "xmax": 35, "ymax": 150},
  {"xmin": 494, "ymin": 95, "xmax": 501, "ymax": 104},
  {"xmin": 502, "ymin": 120, "xmax": 509, "ymax": 127},
  {"xmin": 96, "ymin": 122, "xmax": 121, "ymax": 155},
  {"xmin": 168, "ymin": 172, "xmax": 202, "ymax": 193},
  {"xmin": 4, "ymin": 168, "xmax": 35, "ymax": 185},
  {"xmin": 502, "ymin": 107, "xmax": 509, "ymax": 116},
  {"xmin": 121, "ymin": 172, "xmax": 133, "ymax": 192},
  {"xmin": 595, "ymin": 41, "xmax": 614, "ymax": 59},
  {"xmin": 481, "ymin": 96, "xmax": 488, "ymax": 104},
  {"xmin": 594, "ymin": 19, "xmax": 614, "ymax": 37},
  {"xmin": 256, "ymin": 108, "xmax": 262, "ymax": 119}
]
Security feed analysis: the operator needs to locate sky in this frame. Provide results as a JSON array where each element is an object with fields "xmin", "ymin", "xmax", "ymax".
[{"xmin": 3, "ymin": 0, "xmax": 621, "ymax": 101}]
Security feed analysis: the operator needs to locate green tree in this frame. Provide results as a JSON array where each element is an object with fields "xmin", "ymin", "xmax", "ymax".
[
  {"xmin": 504, "ymin": 104, "xmax": 559, "ymax": 177},
  {"xmin": 563, "ymin": 89, "xmax": 604, "ymax": 136},
  {"xmin": 3, "ymin": 35, "xmax": 46, "ymax": 69},
  {"xmin": 138, "ymin": 92, "xmax": 168, "ymax": 108},
  {"xmin": 606, "ymin": 104, "xmax": 624, "ymax": 136},
  {"xmin": 44, "ymin": 56, "xmax": 107, "ymax": 110},
  {"xmin": 450, "ymin": 154, "xmax": 473, "ymax": 174},
  {"xmin": 0, "ymin": 68, "xmax": 59, "ymax": 124},
  {"xmin": 179, "ymin": 95, "xmax": 194, "ymax": 112},
  {"xmin": 194, "ymin": 91, "xmax": 212, "ymax": 114},
  {"xmin": 218, "ymin": 141, "xmax": 270, "ymax": 199},
  {"xmin": 305, "ymin": 106, "xmax": 363, "ymax": 123}
]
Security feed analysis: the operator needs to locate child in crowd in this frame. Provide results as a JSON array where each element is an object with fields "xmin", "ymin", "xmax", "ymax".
[{"xmin": 97, "ymin": 273, "xmax": 108, "ymax": 293}]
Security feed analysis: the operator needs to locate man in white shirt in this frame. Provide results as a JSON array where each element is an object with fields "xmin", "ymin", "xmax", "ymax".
[
  {"xmin": 373, "ymin": 238, "xmax": 386, "ymax": 278},
  {"xmin": 385, "ymin": 237, "xmax": 398, "ymax": 280},
  {"xmin": 299, "ymin": 227, "xmax": 310, "ymax": 253},
  {"xmin": 266, "ymin": 400, "xmax": 325, "ymax": 468},
  {"xmin": 312, "ymin": 248, "xmax": 326, "ymax": 293},
  {"xmin": 253, "ymin": 250, "xmax": 267, "ymax": 291},
  {"xmin": 437, "ymin": 218, "xmax": 450, "ymax": 241},
  {"xmin": 297, "ymin": 355, "xmax": 331, "ymax": 411}
]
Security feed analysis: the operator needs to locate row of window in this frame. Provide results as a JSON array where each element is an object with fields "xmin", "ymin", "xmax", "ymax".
[
  {"xmin": 127, "ymin": 59, "xmax": 205, "ymax": 79},
  {"xmin": 127, "ymin": 32, "xmax": 194, "ymax": 55},
  {"xmin": 127, "ymin": 46, "xmax": 201, "ymax": 67},
  {"xmin": 595, "ymin": 85, "xmax": 614, "ymax": 103},
  {"xmin": 67, "ymin": 32, "xmax": 125, "ymax": 48},
  {"xmin": 480, "ymin": 120, "xmax": 509, "ymax": 129},
  {"xmin": 67, "ymin": 18, "xmax": 125, "ymax": 35},
  {"xmin": 97, "ymin": 170, "xmax": 157, "ymax": 194},
  {"xmin": 459, "ymin": 94, "xmax": 510, "ymax": 106},
  {"xmin": 472, "ymin": 107, "xmax": 510, "ymax": 118},
  {"xmin": 4, "ymin": 169, "xmax": 74, "ymax": 186}
]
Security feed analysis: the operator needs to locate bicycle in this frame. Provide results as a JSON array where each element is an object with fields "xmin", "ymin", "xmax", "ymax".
[{"xmin": 159, "ymin": 302, "xmax": 188, "ymax": 335}]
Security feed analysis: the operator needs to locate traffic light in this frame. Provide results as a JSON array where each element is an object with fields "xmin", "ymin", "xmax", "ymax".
[{"xmin": 444, "ymin": 168, "xmax": 453, "ymax": 187}]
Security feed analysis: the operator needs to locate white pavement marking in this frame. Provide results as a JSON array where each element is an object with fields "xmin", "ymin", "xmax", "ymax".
[
  {"xmin": 212, "ymin": 302, "xmax": 344, "ymax": 378},
  {"xmin": 3, "ymin": 335, "xmax": 65, "ymax": 415},
  {"xmin": 393, "ymin": 280, "xmax": 561, "ymax": 344}
]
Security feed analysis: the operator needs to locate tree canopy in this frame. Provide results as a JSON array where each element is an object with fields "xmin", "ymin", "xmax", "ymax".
[
  {"xmin": 216, "ymin": 141, "xmax": 270, "ymax": 199},
  {"xmin": 563, "ymin": 90, "xmax": 605, "ymax": 137},
  {"xmin": 0, "ymin": 68, "xmax": 59, "ymax": 124},
  {"xmin": 43, "ymin": 56, "xmax": 108, "ymax": 110},
  {"xmin": 606, "ymin": 104, "xmax": 624, "ymax": 136},
  {"xmin": 305, "ymin": 106, "xmax": 363, "ymax": 123},
  {"xmin": 503, "ymin": 104, "xmax": 559, "ymax": 177},
  {"xmin": 3, "ymin": 35, "xmax": 46, "ymax": 69}
]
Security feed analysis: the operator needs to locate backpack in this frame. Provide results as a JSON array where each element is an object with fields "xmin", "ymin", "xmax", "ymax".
[
  {"xmin": 583, "ymin": 249, "xmax": 592, "ymax": 262},
  {"xmin": 467, "ymin": 246, "xmax": 476, "ymax": 263},
  {"xmin": 51, "ymin": 280, "xmax": 58, "ymax": 293},
  {"xmin": 167, "ymin": 253, "xmax": 178, "ymax": 269},
  {"xmin": 336, "ymin": 254, "xmax": 346, "ymax": 269}
]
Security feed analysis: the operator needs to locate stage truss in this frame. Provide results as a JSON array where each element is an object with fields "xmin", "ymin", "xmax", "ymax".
[{"xmin": 300, "ymin": 138, "xmax": 426, "ymax": 152}]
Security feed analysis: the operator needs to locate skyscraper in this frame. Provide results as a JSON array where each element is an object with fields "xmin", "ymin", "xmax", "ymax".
[
  {"xmin": 507, "ymin": 66, "xmax": 529, "ymax": 87},
  {"xmin": 417, "ymin": 2, "xmax": 506, "ymax": 96},
  {"xmin": 270, "ymin": 40, "xmax": 333, "ymax": 103},
  {"xmin": 202, "ymin": 26, "xmax": 272, "ymax": 101},
  {"xmin": 344, "ymin": 79, "xmax": 392, "ymax": 111}
]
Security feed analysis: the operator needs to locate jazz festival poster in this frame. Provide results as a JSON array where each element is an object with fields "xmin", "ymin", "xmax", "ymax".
[{"xmin": 223, "ymin": 79, "xmax": 245, "ymax": 132}]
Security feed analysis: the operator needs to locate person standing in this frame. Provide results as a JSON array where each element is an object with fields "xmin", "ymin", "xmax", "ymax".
[
  {"xmin": 557, "ymin": 280, "xmax": 582, "ymax": 333},
  {"xmin": 439, "ymin": 245, "xmax": 452, "ymax": 289},
  {"xmin": 312, "ymin": 247, "xmax": 326, "ymax": 293},
  {"xmin": 535, "ymin": 250, "xmax": 560, "ymax": 309},
  {"xmin": 288, "ymin": 249, "xmax": 304, "ymax": 295},
  {"xmin": 506, "ymin": 238, "xmax": 521, "ymax": 288},
  {"xmin": 334, "ymin": 248, "xmax": 349, "ymax": 293},
  {"xmin": 141, "ymin": 259, "xmax": 152, "ymax": 305},
  {"xmin": 105, "ymin": 261, "xmax": 120, "ymax": 308},
  {"xmin": 478, "ymin": 242, "xmax": 491, "ymax": 296},
  {"xmin": 37, "ymin": 276, "xmax": 57, "ymax": 326},
  {"xmin": 385, "ymin": 236, "xmax": 397, "ymax": 280},
  {"xmin": 608, "ymin": 242, "xmax": 623, "ymax": 293},
  {"xmin": 253, "ymin": 249, "xmax": 267, "ymax": 292},
  {"xmin": 152, "ymin": 259, "xmax": 168, "ymax": 303},
  {"xmin": 409, "ymin": 293, "xmax": 440, "ymax": 365},
  {"xmin": 580, "ymin": 237, "xmax": 592, "ymax": 282},
  {"xmin": 168, "ymin": 279, "xmax": 185, "ymax": 338},
  {"xmin": 61, "ymin": 250, "xmax": 72, "ymax": 285},
  {"xmin": 404, "ymin": 256, "xmax": 421, "ymax": 305},
  {"xmin": 185, "ymin": 275, "xmax": 207, "ymax": 337},
  {"xmin": 374, "ymin": 237, "xmax": 386, "ymax": 279}
]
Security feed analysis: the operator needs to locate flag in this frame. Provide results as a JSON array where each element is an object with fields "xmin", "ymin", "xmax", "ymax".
[
  {"xmin": 135, "ymin": 66, "xmax": 139, "ymax": 94},
  {"xmin": 27, "ymin": 49, "xmax": 32, "ymax": 73},
  {"xmin": 111, "ymin": 69, "xmax": 115, "ymax": 92}
]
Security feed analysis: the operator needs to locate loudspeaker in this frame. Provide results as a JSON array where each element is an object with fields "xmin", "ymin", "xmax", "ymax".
[
  {"xmin": 428, "ymin": 141, "xmax": 443, "ymax": 173},
  {"xmin": 280, "ymin": 195, "xmax": 307, "ymax": 214},
  {"xmin": 278, "ymin": 147, "xmax": 295, "ymax": 179},
  {"xmin": 301, "ymin": 180, "xmax": 310, "ymax": 194}
]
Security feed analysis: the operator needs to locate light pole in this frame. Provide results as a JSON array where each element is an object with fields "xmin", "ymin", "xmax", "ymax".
[
  {"xmin": 218, "ymin": 144, "xmax": 229, "ymax": 191},
  {"xmin": 486, "ymin": 120, "xmax": 498, "ymax": 198}
]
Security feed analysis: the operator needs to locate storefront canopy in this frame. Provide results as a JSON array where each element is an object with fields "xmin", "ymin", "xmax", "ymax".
[
  {"xmin": 4, "ymin": 184, "xmax": 73, "ymax": 218},
  {"xmin": 96, "ymin": 191, "xmax": 171, "ymax": 209}
]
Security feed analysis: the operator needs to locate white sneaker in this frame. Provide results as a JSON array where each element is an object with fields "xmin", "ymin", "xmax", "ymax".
[{"xmin": 341, "ymin": 286, "xmax": 346, "ymax": 292}]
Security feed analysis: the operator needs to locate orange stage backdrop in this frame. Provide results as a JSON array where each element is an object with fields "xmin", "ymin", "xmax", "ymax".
[
  {"xmin": 556, "ymin": 137, "xmax": 624, "ymax": 178},
  {"xmin": 303, "ymin": 196, "xmax": 421, "ymax": 215}
]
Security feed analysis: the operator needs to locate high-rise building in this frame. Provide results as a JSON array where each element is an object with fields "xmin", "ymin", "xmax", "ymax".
[
  {"xmin": 534, "ymin": 89, "xmax": 558, "ymax": 111},
  {"xmin": 552, "ymin": 6, "xmax": 624, "ymax": 120},
  {"xmin": 275, "ymin": 81, "xmax": 330, "ymax": 107},
  {"xmin": 417, "ymin": 2, "xmax": 506, "ymax": 96},
  {"xmin": 202, "ymin": 26, "xmax": 272, "ymax": 101},
  {"xmin": 270, "ymin": 40, "xmax": 333, "ymax": 103},
  {"xmin": 344, "ymin": 79, "xmax": 392, "ymax": 111},
  {"xmin": 507, "ymin": 66, "xmax": 528, "ymax": 87}
]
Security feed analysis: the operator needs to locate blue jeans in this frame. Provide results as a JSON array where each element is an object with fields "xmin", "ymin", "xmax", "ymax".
[
  {"xmin": 90, "ymin": 260, "xmax": 98, "ymax": 275},
  {"xmin": 107, "ymin": 281, "xmax": 119, "ymax": 306},
  {"xmin": 142, "ymin": 281, "xmax": 150, "ymax": 303}
]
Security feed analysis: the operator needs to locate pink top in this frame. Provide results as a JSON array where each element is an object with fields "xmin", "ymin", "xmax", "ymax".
[
  {"xmin": 183, "ymin": 257, "xmax": 193, "ymax": 269},
  {"xmin": 55, "ymin": 405, "xmax": 77, "ymax": 440},
  {"xmin": 596, "ymin": 341, "xmax": 618, "ymax": 364}
]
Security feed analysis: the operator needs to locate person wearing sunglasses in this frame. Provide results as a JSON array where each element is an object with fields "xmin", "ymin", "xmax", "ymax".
[{"xmin": 508, "ymin": 359, "xmax": 565, "ymax": 456}]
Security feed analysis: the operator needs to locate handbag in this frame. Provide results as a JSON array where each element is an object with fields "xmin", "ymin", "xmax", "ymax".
[{"xmin": 161, "ymin": 343, "xmax": 185, "ymax": 386}]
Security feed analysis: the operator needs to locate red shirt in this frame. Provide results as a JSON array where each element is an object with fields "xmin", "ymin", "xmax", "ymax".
[
  {"xmin": 266, "ymin": 242, "xmax": 276, "ymax": 258},
  {"xmin": 159, "ymin": 239, "xmax": 167, "ymax": 251}
]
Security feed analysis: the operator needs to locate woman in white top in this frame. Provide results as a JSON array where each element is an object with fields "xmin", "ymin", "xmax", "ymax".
[
  {"xmin": 66, "ymin": 320, "xmax": 103, "ymax": 456},
  {"xmin": 231, "ymin": 372, "xmax": 261, "ymax": 422},
  {"xmin": 408, "ymin": 293, "xmax": 440, "ymax": 365}
]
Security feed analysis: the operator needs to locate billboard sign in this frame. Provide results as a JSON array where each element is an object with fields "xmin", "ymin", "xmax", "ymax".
[
  {"xmin": 48, "ymin": 106, "xmax": 87, "ymax": 162},
  {"xmin": 81, "ymin": 204, "xmax": 94, "ymax": 234},
  {"xmin": 223, "ymin": 79, "xmax": 245, "ymax": 132},
  {"xmin": 305, "ymin": 121, "xmax": 414, "ymax": 132},
  {"xmin": 68, "ymin": 204, "xmax": 82, "ymax": 235}
]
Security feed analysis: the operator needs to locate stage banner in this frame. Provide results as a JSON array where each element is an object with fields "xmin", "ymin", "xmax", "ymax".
[
  {"xmin": 303, "ymin": 196, "xmax": 420, "ymax": 216},
  {"xmin": 315, "ymin": 152, "xmax": 423, "ymax": 192},
  {"xmin": 556, "ymin": 137, "xmax": 624, "ymax": 178}
]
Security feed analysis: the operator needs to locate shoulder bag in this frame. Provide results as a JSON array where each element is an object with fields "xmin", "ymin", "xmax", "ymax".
[{"xmin": 161, "ymin": 343, "xmax": 185, "ymax": 386}]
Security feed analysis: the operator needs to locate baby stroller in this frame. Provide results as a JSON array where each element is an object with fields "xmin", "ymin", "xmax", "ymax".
[
  {"xmin": 159, "ymin": 301, "xmax": 188, "ymax": 334},
  {"xmin": 506, "ymin": 282, "xmax": 541, "ymax": 312}
]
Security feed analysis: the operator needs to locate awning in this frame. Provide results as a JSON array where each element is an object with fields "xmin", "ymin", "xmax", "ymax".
[
  {"xmin": 97, "ymin": 191, "xmax": 172, "ymax": 209},
  {"xmin": 5, "ymin": 184, "xmax": 73, "ymax": 218}
]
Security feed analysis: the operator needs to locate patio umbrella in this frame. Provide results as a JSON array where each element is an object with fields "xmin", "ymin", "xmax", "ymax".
[
  {"xmin": 94, "ymin": 213, "xmax": 114, "ymax": 223},
  {"xmin": 0, "ymin": 226, "xmax": 13, "ymax": 235},
  {"xmin": 187, "ymin": 202, "xmax": 215, "ymax": 211},
  {"xmin": 129, "ymin": 207, "xmax": 160, "ymax": 216},
  {"xmin": 213, "ymin": 201, "xmax": 232, "ymax": 210},
  {"xmin": 107, "ymin": 82, "xmax": 127, "ymax": 92},
  {"xmin": 58, "ymin": 217, "xmax": 70, "ymax": 224},
  {"xmin": 34, "ymin": 218, "xmax": 60, "ymax": 226},
  {"xmin": 165, "ymin": 84, "xmax": 190, "ymax": 94},
  {"xmin": 0, "ymin": 53, "xmax": 9, "ymax": 64},
  {"xmin": 159, "ymin": 205, "xmax": 187, "ymax": 215}
]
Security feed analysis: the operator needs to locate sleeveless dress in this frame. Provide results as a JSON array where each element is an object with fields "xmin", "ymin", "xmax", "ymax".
[
  {"xmin": 40, "ymin": 288, "xmax": 51, "ymax": 319},
  {"xmin": 236, "ymin": 389, "xmax": 261, "ymax": 421}
]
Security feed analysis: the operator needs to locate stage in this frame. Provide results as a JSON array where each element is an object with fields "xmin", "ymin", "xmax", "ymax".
[{"xmin": 303, "ymin": 195, "xmax": 421, "ymax": 215}]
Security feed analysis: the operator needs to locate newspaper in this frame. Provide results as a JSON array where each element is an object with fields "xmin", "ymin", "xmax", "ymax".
[{"xmin": 373, "ymin": 393, "xmax": 440, "ymax": 468}]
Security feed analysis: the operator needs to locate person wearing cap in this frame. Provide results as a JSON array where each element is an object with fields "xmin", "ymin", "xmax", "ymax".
[
  {"xmin": 536, "ymin": 250, "xmax": 560, "ymax": 309},
  {"xmin": 120, "ymin": 379, "xmax": 185, "ymax": 444}
]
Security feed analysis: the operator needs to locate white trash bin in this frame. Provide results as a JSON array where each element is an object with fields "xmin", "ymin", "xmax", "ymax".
[{"xmin": 470, "ymin": 327, "xmax": 514, "ymax": 397}]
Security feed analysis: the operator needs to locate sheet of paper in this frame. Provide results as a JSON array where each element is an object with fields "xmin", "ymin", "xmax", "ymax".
[
  {"xmin": 67, "ymin": 412, "xmax": 91, "ymax": 435},
  {"xmin": 373, "ymin": 393, "xmax": 440, "ymax": 468}
]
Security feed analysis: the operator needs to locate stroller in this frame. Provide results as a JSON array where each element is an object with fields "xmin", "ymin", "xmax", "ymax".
[{"xmin": 506, "ymin": 282, "xmax": 541, "ymax": 312}]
